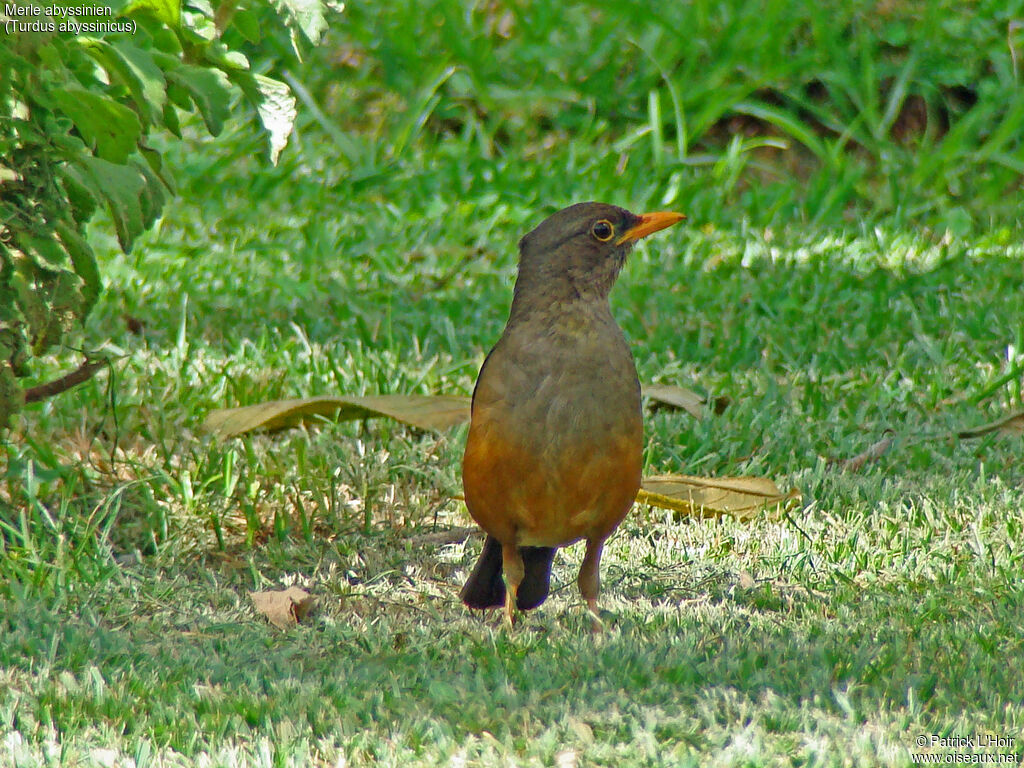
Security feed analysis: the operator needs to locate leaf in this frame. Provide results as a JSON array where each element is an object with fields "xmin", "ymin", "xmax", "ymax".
[
  {"xmin": 19, "ymin": 231, "xmax": 67, "ymax": 272},
  {"xmin": 231, "ymin": 6, "xmax": 262, "ymax": 43},
  {"xmin": 58, "ymin": 162, "xmax": 99, "ymax": 223},
  {"xmin": 9, "ymin": 270, "xmax": 51, "ymax": 350},
  {"xmin": 958, "ymin": 409, "xmax": 1024, "ymax": 439},
  {"xmin": 252, "ymin": 75, "xmax": 296, "ymax": 164},
  {"xmin": 125, "ymin": 0, "xmax": 181, "ymax": 28},
  {"xmin": 162, "ymin": 99, "xmax": 182, "ymax": 138},
  {"xmin": 111, "ymin": 41, "xmax": 168, "ymax": 116},
  {"xmin": 165, "ymin": 65, "xmax": 233, "ymax": 136},
  {"xmin": 273, "ymin": 0, "xmax": 328, "ymax": 44},
  {"xmin": 75, "ymin": 157, "xmax": 148, "ymax": 251},
  {"xmin": 51, "ymin": 88, "xmax": 142, "ymax": 164},
  {"xmin": 79, "ymin": 39, "xmax": 167, "ymax": 124},
  {"xmin": 54, "ymin": 219, "xmax": 101, "ymax": 313},
  {"xmin": 129, "ymin": 156, "xmax": 169, "ymax": 228},
  {"xmin": 637, "ymin": 474, "xmax": 801, "ymax": 521},
  {"xmin": 642, "ymin": 383, "xmax": 708, "ymax": 420},
  {"xmin": 203, "ymin": 394, "xmax": 472, "ymax": 439},
  {"xmin": 139, "ymin": 145, "xmax": 177, "ymax": 194},
  {"xmin": 250, "ymin": 587, "xmax": 314, "ymax": 629}
]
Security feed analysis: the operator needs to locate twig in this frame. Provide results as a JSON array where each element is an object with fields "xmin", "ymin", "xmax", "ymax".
[
  {"xmin": 409, "ymin": 247, "xmax": 482, "ymax": 301},
  {"xmin": 958, "ymin": 409, "xmax": 1024, "ymax": 439},
  {"xmin": 835, "ymin": 430, "xmax": 896, "ymax": 471},
  {"xmin": 23, "ymin": 357, "xmax": 107, "ymax": 404},
  {"xmin": 408, "ymin": 525, "xmax": 478, "ymax": 547}
]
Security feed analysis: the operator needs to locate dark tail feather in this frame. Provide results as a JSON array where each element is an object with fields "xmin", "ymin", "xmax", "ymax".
[
  {"xmin": 516, "ymin": 545, "xmax": 557, "ymax": 610},
  {"xmin": 460, "ymin": 535, "xmax": 505, "ymax": 609},
  {"xmin": 460, "ymin": 535, "xmax": 558, "ymax": 611}
]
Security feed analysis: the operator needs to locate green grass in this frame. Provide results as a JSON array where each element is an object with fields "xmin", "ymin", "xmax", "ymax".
[{"xmin": 4, "ymin": 0, "xmax": 1024, "ymax": 764}]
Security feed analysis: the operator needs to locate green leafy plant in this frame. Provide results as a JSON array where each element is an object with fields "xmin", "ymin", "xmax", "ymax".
[{"xmin": 0, "ymin": 0, "xmax": 330, "ymax": 428}]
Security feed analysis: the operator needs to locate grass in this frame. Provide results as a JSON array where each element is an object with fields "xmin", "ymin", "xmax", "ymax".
[{"xmin": 4, "ymin": 0, "xmax": 1024, "ymax": 765}]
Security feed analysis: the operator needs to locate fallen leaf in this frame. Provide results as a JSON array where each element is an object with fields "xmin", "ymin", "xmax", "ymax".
[
  {"xmin": 250, "ymin": 587, "xmax": 314, "ymax": 629},
  {"xmin": 206, "ymin": 383, "xmax": 726, "ymax": 439},
  {"xmin": 453, "ymin": 474, "xmax": 797, "ymax": 521},
  {"xmin": 958, "ymin": 409, "xmax": 1024, "ymax": 439},
  {"xmin": 642, "ymin": 383, "xmax": 708, "ymax": 419},
  {"xmin": 636, "ymin": 474, "xmax": 801, "ymax": 521},
  {"xmin": 566, "ymin": 717, "xmax": 594, "ymax": 744},
  {"xmin": 203, "ymin": 394, "xmax": 471, "ymax": 439}
]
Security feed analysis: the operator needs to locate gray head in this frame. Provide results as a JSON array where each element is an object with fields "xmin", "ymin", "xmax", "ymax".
[{"xmin": 512, "ymin": 202, "xmax": 683, "ymax": 311}]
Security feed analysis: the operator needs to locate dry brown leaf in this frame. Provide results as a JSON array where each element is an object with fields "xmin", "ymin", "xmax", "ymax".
[
  {"xmin": 203, "ymin": 394, "xmax": 471, "ymax": 439},
  {"xmin": 958, "ymin": 409, "xmax": 1024, "ymax": 439},
  {"xmin": 637, "ymin": 474, "xmax": 801, "ymax": 521},
  {"xmin": 250, "ymin": 587, "xmax": 314, "ymax": 629},
  {"xmin": 206, "ymin": 384, "xmax": 722, "ymax": 439},
  {"xmin": 642, "ymin": 384, "xmax": 707, "ymax": 420},
  {"xmin": 737, "ymin": 571, "xmax": 756, "ymax": 589},
  {"xmin": 453, "ymin": 474, "xmax": 797, "ymax": 521}
]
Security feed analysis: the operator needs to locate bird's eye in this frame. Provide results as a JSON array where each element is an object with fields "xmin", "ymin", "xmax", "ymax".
[{"xmin": 591, "ymin": 219, "xmax": 615, "ymax": 242}]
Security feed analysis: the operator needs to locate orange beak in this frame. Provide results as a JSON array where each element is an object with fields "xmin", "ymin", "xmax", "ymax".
[{"xmin": 616, "ymin": 211, "xmax": 686, "ymax": 245}]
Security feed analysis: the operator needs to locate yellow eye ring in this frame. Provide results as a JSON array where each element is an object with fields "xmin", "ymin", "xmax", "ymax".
[{"xmin": 592, "ymin": 219, "xmax": 615, "ymax": 242}]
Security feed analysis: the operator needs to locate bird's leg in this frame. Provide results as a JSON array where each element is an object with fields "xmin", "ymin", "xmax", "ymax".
[
  {"xmin": 579, "ymin": 539, "xmax": 605, "ymax": 630},
  {"xmin": 501, "ymin": 542, "xmax": 525, "ymax": 626}
]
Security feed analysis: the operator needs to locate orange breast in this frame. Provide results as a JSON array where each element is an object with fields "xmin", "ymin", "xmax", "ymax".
[{"xmin": 462, "ymin": 407, "xmax": 642, "ymax": 548}]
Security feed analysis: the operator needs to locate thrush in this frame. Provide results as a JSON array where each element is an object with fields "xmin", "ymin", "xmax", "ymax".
[{"xmin": 460, "ymin": 202, "xmax": 684, "ymax": 624}]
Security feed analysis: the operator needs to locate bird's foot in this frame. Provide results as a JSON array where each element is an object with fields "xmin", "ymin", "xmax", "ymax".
[
  {"xmin": 586, "ymin": 599, "xmax": 605, "ymax": 634},
  {"xmin": 504, "ymin": 591, "xmax": 518, "ymax": 627}
]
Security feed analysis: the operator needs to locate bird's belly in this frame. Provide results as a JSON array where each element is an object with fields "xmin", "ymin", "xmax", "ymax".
[
  {"xmin": 462, "ymin": 400, "xmax": 642, "ymax": 547},
  {"xmin": 515, "ymin": 502, "xmax": 621, "ymax": 547}
]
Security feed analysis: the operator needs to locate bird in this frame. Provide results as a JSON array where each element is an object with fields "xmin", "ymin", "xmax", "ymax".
[{"xmin": 460, "ymin": 201, "xmax": 684, "ymax": 625}]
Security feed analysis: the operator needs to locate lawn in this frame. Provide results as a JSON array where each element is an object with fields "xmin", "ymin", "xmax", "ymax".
[{"xmin": 3, "ymin": 1, "xmax": 1024, "ymax": 766}]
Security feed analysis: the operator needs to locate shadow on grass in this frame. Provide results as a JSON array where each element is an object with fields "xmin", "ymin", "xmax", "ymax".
[{"xmin": 3, "ymin": 562, "xmax": 1022, "ymax": 754}]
